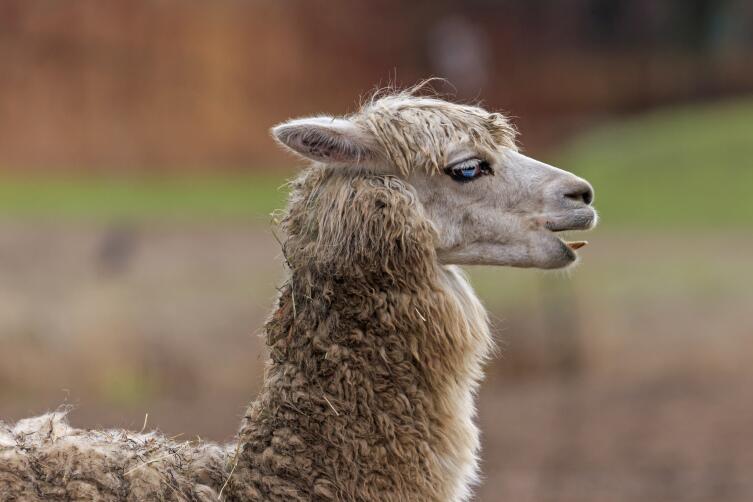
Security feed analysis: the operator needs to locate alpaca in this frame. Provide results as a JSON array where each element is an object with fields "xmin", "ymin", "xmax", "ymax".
[{"xmin": 0, "ymin": 88, "xmax": 595, "ymax": 501}]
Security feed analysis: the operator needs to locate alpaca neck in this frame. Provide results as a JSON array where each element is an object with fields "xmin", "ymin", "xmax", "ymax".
[
  {"xmin": 230, "ymin": 262, "xmax": 491, "ymax": 501},
  {"xmin": 228, "ymin": 169, "xmax": 492, "ymax": 501}
]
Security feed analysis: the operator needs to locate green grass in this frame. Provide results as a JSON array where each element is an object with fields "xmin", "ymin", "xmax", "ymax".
[
  {"xmin": 1, "ymin": 97, "xmax": 752, "ymax": 225},
  {"xmin": 552, "ymin": 97, "xmax": 753, "ymax": 228},
  {"xmin": 0, "ymin": 174, "xmax": 289, "ymax": 222}
]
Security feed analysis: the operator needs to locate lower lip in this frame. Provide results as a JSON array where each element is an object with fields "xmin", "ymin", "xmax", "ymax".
[{"xmin": 562, "ymin": 241, "xmax": 578, "ymax": 261}]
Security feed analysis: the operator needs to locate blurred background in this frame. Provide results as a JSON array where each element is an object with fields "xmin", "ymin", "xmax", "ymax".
[{"xmin": 1, "ymin": 1, "xmax": 752, "ymax": 500}]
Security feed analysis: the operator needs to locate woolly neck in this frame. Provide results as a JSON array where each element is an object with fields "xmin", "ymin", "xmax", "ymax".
[{"xmin": 226, "ymin": 168, "xmax": 493, "ymax": 501}]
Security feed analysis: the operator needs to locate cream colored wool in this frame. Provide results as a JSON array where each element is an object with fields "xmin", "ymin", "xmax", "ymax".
[{"xmin": 359, "ymin": 91, "xmax": 517, "ymax": 174}]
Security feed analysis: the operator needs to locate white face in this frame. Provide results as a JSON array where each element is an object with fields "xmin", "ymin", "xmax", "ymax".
[
  {"xmin": 272, "ymin": 110, "xmax": 596, "ymax": 270},
  {"xmin": 408, "ymin": 149, "xmax": 596, "ymax": 269}
]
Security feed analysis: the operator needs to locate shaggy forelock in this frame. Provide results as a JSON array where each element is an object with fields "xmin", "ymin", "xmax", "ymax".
[{"xmin": 355, "ymin": 91, "xmax": 518, "ymax": 174}]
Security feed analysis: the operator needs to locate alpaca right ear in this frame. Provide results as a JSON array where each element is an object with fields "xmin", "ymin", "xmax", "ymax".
[{"xmin": 272, "ymin": 116, "xmax": 375, "ymax": 163}]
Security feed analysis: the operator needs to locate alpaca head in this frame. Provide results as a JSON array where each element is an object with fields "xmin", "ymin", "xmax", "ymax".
[{"xmin": 273, "ymin": 91, "xmax": 596, "ymax": 270}]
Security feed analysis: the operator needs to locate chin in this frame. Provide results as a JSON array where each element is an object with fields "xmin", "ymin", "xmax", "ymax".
[
  {"xmin": 538, "ymin": 241, "xmax": 579, "ymax": 269},
  {"xmin": 436, "ymin": 234, "xmax": 586, "ymax": 269}
]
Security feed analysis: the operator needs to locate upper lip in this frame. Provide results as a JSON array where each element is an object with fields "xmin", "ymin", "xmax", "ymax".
[{"xmin": 543, "ymin": 208, "xmax": 597, "ymax": 233}]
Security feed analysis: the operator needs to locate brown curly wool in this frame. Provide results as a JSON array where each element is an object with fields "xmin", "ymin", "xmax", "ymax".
[
  {"xmin": 0, "ymin": 409, "xmax": 230, "ymax": 501},
  {"xmin": 225, "ymin": 167, "xmax": 493, "ymax": 501}
]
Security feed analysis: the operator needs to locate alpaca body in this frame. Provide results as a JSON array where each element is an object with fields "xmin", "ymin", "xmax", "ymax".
[
  {"xmin": 0, "ymin": 412, "xmax": 229, "ymax": 501},
  {"xmin": 0, "ymin": 171, "xmax": 492, "ymax": 502}
]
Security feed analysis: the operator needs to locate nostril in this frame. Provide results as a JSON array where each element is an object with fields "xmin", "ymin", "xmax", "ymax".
[
  {"xmin": 583, "ymin": 187, "xmax": 593, "ymax": 205},
  {"xmin": 564, "ymin": 185, "xmax": 594, "ymax": 205}
]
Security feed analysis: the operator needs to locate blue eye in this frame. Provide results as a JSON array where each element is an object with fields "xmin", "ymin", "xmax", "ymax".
[
  {"xmin": 461, "ymin": 166, "xmax": 478, "ymax": 178},
  {"xmin": 445, "ymin": 158, "xmax": 493, "ymax": 182}
]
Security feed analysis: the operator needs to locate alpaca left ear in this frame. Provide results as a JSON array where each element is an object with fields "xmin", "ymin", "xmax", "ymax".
[{"xmin": 271, "ymin": 116, "xmax": 376, "ymax": 163}]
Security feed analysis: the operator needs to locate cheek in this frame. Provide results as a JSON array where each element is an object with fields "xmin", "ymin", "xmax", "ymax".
[
  {"xmin": 493, "ymin": 173, "xmax": 528, "ymax": 210},
  {"xmin": 430, "ymin": 202, "xmax": 497, "ymax": 249},
  {"xmin": 413, "ymin": 177, "xmax": 505, "ymax": 247},
  {"xmin": 429, "ymin": 210, "xmax": 465, "ymax": 249}
]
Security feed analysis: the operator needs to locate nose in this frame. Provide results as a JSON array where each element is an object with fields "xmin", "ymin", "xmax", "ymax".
[{"xmin": 561, "ymin": 179, "xmax": 594, "ymax": 206}]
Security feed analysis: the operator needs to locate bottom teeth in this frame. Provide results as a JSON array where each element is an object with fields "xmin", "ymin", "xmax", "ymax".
[{"xmin": 567, "ymin": 241, "xmax": 588, "ymax": 250}]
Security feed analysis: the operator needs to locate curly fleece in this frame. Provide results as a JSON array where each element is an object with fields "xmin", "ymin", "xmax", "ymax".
[{"xmin": 0, "ymin": 409, "xmax": 229, "ymax": 501}]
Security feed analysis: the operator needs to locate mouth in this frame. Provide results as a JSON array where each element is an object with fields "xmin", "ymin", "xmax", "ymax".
[{"xmin": 542, "ymin": 209, "xmax": 597, "ymax": 263}]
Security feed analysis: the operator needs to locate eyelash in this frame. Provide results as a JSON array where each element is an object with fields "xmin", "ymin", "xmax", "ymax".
[{"xmin": 444, "ymin": 158, "xmax": 494, "ymax": 182}]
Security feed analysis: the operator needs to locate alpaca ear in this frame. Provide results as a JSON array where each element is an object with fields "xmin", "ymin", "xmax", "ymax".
[{"xmin": 271, "ymin": 116, "xmax": 375, "ymax": 163}]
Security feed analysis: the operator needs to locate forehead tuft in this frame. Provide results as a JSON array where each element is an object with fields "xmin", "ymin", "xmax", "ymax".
[{"xmin": 355, "ymin": 93, "xmax": 517, "ymax": 174}]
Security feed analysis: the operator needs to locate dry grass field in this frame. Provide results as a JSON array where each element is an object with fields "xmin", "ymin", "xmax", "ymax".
[{"xmin": 1, "ymin": 222, "xmax": 752, "ymax": 501}]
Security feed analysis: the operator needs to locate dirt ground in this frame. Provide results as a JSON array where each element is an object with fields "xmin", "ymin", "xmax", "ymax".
[{"xmin": 1, "ymin": 222, "xmax": 752, "ymax": 501}]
